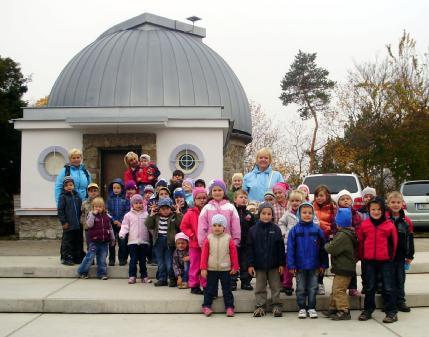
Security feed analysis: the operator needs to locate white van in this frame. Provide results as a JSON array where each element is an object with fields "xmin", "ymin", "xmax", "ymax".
[{"xmin": 302, "ymin": 173, "xmax": 364, "ymax": 210}]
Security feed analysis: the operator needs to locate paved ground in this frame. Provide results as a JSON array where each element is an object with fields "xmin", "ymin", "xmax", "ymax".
[
  {"xmin": 0, "ymin": 310, "xmax": 427, "ymax": 337},
  {"xmin": 1, "ymin": 238, "xmax": 429, "ymax": 256}
]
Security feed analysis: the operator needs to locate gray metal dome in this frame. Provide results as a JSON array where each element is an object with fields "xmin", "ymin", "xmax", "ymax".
[{"xmin": 48, "ymin": 13, "xmax": 251, "ymax": 136}]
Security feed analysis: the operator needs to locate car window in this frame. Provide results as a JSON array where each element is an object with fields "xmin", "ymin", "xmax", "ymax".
[
  {"xmin": 304, "ymin": 176, "xmax": 358, "ymax": 194},
  {"xmin": 402, "ymin": 182, "xmax": 429, "ymax": 196}
]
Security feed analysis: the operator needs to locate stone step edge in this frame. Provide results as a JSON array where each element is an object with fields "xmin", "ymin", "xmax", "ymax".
[{"xmin": 0, "ymin": 294, "xmax": 428, "ymax": 313}]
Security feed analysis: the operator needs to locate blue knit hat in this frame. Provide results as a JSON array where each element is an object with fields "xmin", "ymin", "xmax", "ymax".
[
  {"xmin": 211, "ymin": 214, "xmax": 228, "ymax": 228},
  {"xmin": 297, "ymin": 202, "xmax": 315, "ymax": 222},
  {"xmin": 155, "ymin": 179, "xmax": 168, "ymax": 188},
  {"xmin": 173, "ymin": 187, "xmax": 185, "ymax": 199},
  {"xmin": 335, "ymin": 207, "xmax": 352, "ymax": 228},
  {"xmin": 158, "ymin": 198, "xmax": 173, "ymax": 208}
]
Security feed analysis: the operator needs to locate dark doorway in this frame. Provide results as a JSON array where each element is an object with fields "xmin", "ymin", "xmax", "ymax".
[{"xmin": 101, "ymin": 148, "xmax": 140, "ymax": 198}]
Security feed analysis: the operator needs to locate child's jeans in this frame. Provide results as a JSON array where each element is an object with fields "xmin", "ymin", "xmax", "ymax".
[
  {"xmin": 254, "ymin": 268, "xmax": 282, "ymax": 309},
  {"xmin": 363, "ymin": 260, "xmax": 397, "ymax": 316},
  {"xmin": 153, "ymin": 235, "xmax": 173, "ymax": 282},
  {"xmin": 189, "ymin": 247, "xmax": 206, "ymax": 288},
  {"xmin": 77, "ymin": 242, "xmax": 108, "ymax": 277},
  {"xmin": 329, "ymin": 274, "xmax": 352, "ymax": 311},
  {"xmin": 296, "ymin": 269, "xmax": 318, "ymax": 310},
  {"xmin": 282, "ymin": 254, "xmax": 293, "ymax": 289},
  {"xmin": 128, "ymin": 243, "xmax": 149, "ymax": 278},
  {"xmin": 203, "ymin": 270, "xmax": 234, "ymax": 309}
]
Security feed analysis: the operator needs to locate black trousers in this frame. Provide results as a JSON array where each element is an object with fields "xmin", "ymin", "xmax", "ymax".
[{"xmin": 61, "ymin": 229, "xmax": 84, "ymax": 263}]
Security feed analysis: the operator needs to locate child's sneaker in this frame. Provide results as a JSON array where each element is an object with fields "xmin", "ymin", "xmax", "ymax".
[
  {"xmin": 177, "ymin": 276, "xmax": 183, "ymax": 287},
  {"xmin": 142, "ymin": 277, "xmax": 152, "ymax": 284},
  {"xmin": 226, "ymin": 307, "xmax": 235, "ymax": 317},
  {"xmin": 284, "ymin": 287, "xmax": 294, "ymax": 296},
  {"xmin": 128, "ymin": 277, "xmax": 136, "ymax": 284},
  {"xmin": 308, "ymin": 309, "xmax": 318, "ymax": 319},
  {"xmin": 382, "ymin": 313, "xmax": 398, "ymax": 323},
  {"xmin": 253, "ymin": 307, "xmax": 265, "ymax": 317},
  {"xmin": 332, "ymin": 310, "xmax": 351, "ymax": 321},
  {"xmin": 100, "ymin": 275, "xmax": 108, "ymax": 280},
  {"xmin": 317, "ymin": 284, "xmax": 325, "ymax": 295},
  {"xmin": 179, "ymin": 282, "xmax": 188, "ymax": 289},
  {"xmin": 298, "ymin": 309, "xmax": 307, "ymax": 319},
  {"xmin": 202, "ymin": 306, "xmax": 213, "ymax": 317},
  {"xmin": 348, "ymin": 289, "xmax": 360, "ymax": 297},
  {"xmin": 272, "ymin": 307, "xmax": 283, "ymax": 317},
  {"xmin": 191, "ymin": 287, "xmax": 204, "ymax": 295},
  {"xmin": 78, "ymin": 273, "xmax": 88, "ymax": 279}
]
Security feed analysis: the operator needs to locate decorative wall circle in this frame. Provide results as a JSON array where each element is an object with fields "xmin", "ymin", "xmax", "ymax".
[
  {"xmin": 169, "ymin": 144, "xmax": 204, "ymax": 178},
  {"xmin": 37, "ymin": 146, "xmax": 68, "ymax": 181}
]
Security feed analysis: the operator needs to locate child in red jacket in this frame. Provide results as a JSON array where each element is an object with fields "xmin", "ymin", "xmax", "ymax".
[
  {"xmin": 180, "ymin": 187, "xmax": 208, "ymax": 294},
  {"xmin": 357, "ymin": 197, "xmax": 398, "ymax": 323}
]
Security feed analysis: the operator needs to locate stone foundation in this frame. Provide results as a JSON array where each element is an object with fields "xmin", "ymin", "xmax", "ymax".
[
  {"xmin": 223, "ymin": 134, "xmax": 250, "ymax": 184},
  {"xmin": 16, "ymin": 215, "xmax": 62, "ymax": 239}
]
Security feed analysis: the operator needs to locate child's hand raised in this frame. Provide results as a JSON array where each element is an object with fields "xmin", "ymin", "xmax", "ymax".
[
  {"xmin": 278, "ymin": 266, "xmax": 284, "ymax": 274},
  {"xmin": 150, "ymin": 204, "xmax": 158, "ymax": 216},
  {"xmin": 201, "ymin": 269, "xmax": 208, "ymax": 279},
  {"xmin": 247, "ymin": 267, "xmax": 256, "ymax": 277}
]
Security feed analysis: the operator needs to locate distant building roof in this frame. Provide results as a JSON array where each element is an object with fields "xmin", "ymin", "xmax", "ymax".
[{"xmin": 48, "ymin": 13, "xmax": 251, "ymax": 137}]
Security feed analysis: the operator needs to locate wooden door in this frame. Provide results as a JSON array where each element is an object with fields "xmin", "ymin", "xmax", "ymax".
[{"xmin": 101, "ymin": 149, "xmax": 139, "ymax": 198}]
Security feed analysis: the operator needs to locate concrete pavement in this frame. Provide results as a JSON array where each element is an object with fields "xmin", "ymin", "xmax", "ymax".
[{"xmin": 0, "ymin": 310, "xmax": 428, "ymax": 337}]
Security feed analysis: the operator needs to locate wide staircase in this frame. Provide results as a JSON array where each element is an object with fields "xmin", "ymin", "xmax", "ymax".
[{"xmin": 1, "ymin": 250, "xmax": 429, "ymax": 314}]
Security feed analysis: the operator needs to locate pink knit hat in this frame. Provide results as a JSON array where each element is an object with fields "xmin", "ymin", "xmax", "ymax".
[
  {"xmin": 130, "ymin": 194, "xmax": 144, "ymax": 205},
  {"xmin": 273, "ymin": 182, "xmax": 289, "ymax": 193},
  {"xmin": 193, "ymin": 187, "xmax": 207, "ymax": 199}
]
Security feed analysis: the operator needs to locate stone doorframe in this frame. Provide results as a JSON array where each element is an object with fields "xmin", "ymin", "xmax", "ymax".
[{"xmin": 82, "ymin": 133, "xmax": 156, "ymax": 185}]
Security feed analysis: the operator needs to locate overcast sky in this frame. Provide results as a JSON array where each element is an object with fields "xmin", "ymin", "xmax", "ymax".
[{"xmin": 2, "ymin": 0, "xmax": 428, "ymax": 123}]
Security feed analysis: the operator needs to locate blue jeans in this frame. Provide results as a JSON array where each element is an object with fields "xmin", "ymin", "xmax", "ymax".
[
  {"xmin": 182, "ymin": 261, "xmax": 190, "ymax": 282},
  {"xmin": 153, "ymin": 236, "xmax": 173, "ymax": 282},
  {"xmin": 296, "ymin": 269, "xmax": 318, "ymax": 310},
  {"xmin": 203, "ymin": 271, "xmax": 234, "ymax": 309},
  {"xmin": 364, "ymin": 260, "xmax": 397, "ymax": 315},
  {"xmin": 77, "ymin": 242, "xmax": 108, "ymax": 277},
  {"xmin": 128, "ymin": 244, "xmax": 149, "ymax": 278}
]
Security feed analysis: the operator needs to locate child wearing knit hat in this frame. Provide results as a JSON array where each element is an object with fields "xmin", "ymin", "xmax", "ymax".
[
  {"xmin": 198, "ymin": 179, "xmax": 241, "ymax": 249},
  {"xmin": 272, "ymin": 182, "xmax": 289, "ymax": 225},
  {"xmin": 119, "ymin": 194, "xmax": 152, "ymax": 284},
  {"xmin": 180, "ymin": 187, "xmax": 209, "ymax": 294},
  {"xmin": 323, "ymin": 208, "xmax": 358, "ymax": 320},
  {"xmin": 182, "ymin": 178, "xmax": 195, "ymax": 207},
  {"xmin": 173, "ymin": 232, "xmax": 190, "ymax": 289},
  {"xmin": 173, "ymin": 188, "xmax": 188, "ymax": 214},
  {"xmin": 200, "ymin": 214, "xmax": 239, "ymax": 317}
]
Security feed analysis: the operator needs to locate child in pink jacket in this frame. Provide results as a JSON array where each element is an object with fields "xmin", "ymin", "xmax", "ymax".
[
  {"xmin": 180, "ymin": 187, "xmax": 208, "ymax": 294},
  {"xmin": 198, "ymin": 179, "xmax": 241, "ymax": 248},
  {"xmin": 119, "ymin": 194, "xmax": 151, "ymax": 284}
]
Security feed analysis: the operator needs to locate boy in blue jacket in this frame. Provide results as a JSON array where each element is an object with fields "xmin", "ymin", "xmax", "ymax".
[
  {"xmin": 288, "ymin": 202, "xmax": 329, "ymax": 319},
  {"xmin": 247, "ymin": 202, "xmax": 285, "ymax": 318},
  {"xmin": 107, "ymin": 178, "xmax": 128, "ymax": 266}
]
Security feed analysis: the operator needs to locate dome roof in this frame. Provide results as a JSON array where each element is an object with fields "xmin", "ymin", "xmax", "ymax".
[{"xmin": 48, "ymin": 13, "xmax": 251, "ymax": 136}]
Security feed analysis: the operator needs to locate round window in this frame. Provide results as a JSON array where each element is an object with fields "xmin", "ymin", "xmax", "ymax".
[
  {"xmin": 38, "ymin": 146, "xmax": 68, "ymax": 181},
  {"xmin": 169, "ymin": 144, "xmax": 204, "ymax": 177}
]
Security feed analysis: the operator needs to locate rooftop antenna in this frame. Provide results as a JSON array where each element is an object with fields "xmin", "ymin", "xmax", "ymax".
[{"xmin": 186, "ymin": 16, "xmax": 202, "ymax": 33}]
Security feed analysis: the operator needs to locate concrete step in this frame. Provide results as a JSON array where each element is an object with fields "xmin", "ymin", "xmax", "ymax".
[
  {"xmin": 0, "ymin": 274, "xmax": 428, "ymax": 313},
  {"xmin": 1, "ymin": 254, "xmax": 428, "ymax": 279}
]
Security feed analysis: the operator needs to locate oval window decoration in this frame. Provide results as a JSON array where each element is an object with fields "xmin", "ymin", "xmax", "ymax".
[
  {"xmin": 38, "ymin": 146, "xmax": 68, "ymax": 181},
  {"xmin": 169, "ymin": 144, "xmax": 204, "ymax": 178}
]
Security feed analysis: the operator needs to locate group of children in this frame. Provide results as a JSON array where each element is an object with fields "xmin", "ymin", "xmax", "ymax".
[{"xmin": 57, "ymin": 154, "xmax": 414, "ymax": 323}]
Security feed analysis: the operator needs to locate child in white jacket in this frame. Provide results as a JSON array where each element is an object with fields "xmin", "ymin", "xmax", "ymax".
[
  {"xmin": 119, "ymin": 194, "xmax": 151, "ymax": 284},
  {"xmin": 278, "ymin": 190, "xmax": 305, "ymax": 295}
]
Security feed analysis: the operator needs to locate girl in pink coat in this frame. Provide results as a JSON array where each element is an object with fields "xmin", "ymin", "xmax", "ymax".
[
  {"xmin": 180, "ymin": 187, "xmax": 208, "ymax": 294},
  {"xmin": 198, "ymin": 180, "xmax": 241, "ymax": 248}
]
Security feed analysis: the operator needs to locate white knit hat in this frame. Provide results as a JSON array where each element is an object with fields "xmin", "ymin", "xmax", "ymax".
[
  {"xmin": 211, "ymin": 214, "xmax": 228, "ymax": 228},
  {"xmin": 175, "ymin": 232, "xmax": 189, "ymax": 242},
  {"xmin": 335, "ymin": 189, "xmax": 353, "ymax": 204},
  {"xmin": 362, "ymin": 186, "xmax": 376, "ymax": 197}
]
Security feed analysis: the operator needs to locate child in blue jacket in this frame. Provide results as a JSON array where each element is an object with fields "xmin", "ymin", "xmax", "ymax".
[
  {"xmin": 107, "ymin": 178, "xmax": 128, "ymax": 266},
  {"xmin": 288, "ymin": 202, "xmax": 329, "ymax": 319}
]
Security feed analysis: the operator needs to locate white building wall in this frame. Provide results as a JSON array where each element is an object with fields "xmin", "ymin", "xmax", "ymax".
[
  {"xmin": 156, "ymin": 128, "xmax": 224, "ymax": 183},
  {"xmin": 20, "ymin": 129, "xmax": 83, "ymax": 209}
]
